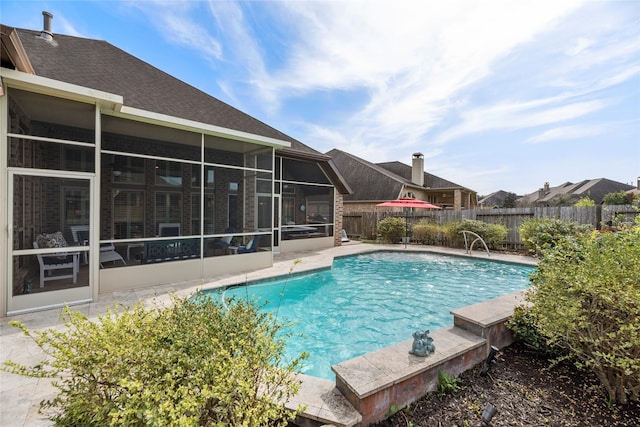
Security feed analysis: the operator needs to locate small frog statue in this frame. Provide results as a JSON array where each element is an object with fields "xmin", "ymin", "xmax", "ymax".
[{"xmin": 409, "ymin": 329, "xmax": 436, "ymax": 357}]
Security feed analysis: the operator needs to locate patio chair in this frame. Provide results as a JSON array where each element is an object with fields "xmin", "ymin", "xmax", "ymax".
[
  {"xmin": 210, "ymin": 227, "xmax": 236, "ymax": 254},
  {"xmin": 71, "ymin": 225, "xmax": 126, "ymax": 267},
  {"xmin": 76, "ymin": 229, "xmax": 126, "ymax": 268},
  {"xmin": 33, "ymin": 237, "xmax": 79, "ymax": 288},
  {"xmin": 237, "ymin": 234, "xmax": 259, "ymax": 254}
]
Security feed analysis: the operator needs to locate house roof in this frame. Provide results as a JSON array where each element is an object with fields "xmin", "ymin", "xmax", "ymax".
[
  {"xmin": 1, "ymin": 23, "xmax": 350, "ymax": 193},
  {"xmin": 519, "ymin": 178, "xmax": 634, "ymax": 205},
  {"xmin": 9, "ymin": 27, "xmax": 301, "ymax": 145},
  {"xmin": 326, "ymin": 149, "xmax": 476, "ymax": 202},
  {"xmin": 376, "ymin": 161, "xmax": 473, "ymax": 191},
  {"xmin": 479, "ymin": 190, "xmax": 510, "ymax": 207}
]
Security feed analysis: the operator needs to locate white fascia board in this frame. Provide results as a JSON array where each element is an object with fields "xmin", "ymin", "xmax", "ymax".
[
  {"xmin": 117, "ymin": 105, "xmax": 291, "ymax": 149},
  {"xmin": 0, "ymin": 68, "xmax": 123, "ymax": 111}
]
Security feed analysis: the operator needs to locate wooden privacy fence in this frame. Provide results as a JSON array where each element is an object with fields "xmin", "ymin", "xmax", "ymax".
[{"xmin": 343, "ymin": 205, "xmax": 638, "ymax": 249}]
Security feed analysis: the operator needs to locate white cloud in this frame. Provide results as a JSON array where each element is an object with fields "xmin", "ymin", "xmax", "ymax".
[
  {"xmin": 432, "ymin": 98, "xmax": 606, "ymax": 146},
  {"xmin": 54, "ymin": 14, "xmax": 84, "ymax": 37},
  {"xmin": 565, "ymin": 37, "xmax": 595, "ymax": 56},
  {"xmin": 525, "ymin": 124, "xmax": 608, "ymax": 144},
  {"xmin": 128, "ymin": 1, "xmax": 223, "ymax": 60}
]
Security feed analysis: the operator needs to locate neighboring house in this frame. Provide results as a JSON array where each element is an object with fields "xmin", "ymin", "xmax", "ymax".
[
  {"xmin": 327, "ymin": 149, "xmax": 477, "ymax": 213},
  {"xmin": 0, "ymin": 13, "xmax": 350, "ymax": 316},
  {"xmin": 518, "ymin": 179, "xmax": 635, "ymax": 206},
  {"xmin": 626, "ymin": 177, "xmax": 640, "ymax": 197},
  {"xmin": 478, "ymin": 190, "xmax": 514, "ymax": 208}
]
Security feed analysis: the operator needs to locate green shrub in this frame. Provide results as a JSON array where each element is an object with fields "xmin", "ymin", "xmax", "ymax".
[
  {"xmin": 3, "ymin": 294, "xmax": 306, "ymax": 426},
  {"xmin": 506, "ymin": 305, "xmax": 562, "ymax": 356},
  {"xmin": 377, "ymin": 217, "xmax": 406, "ymax": 243},
  {"xmin": 574, "ymin": 197, "xmax": 595, "ymax": 207},
  {"xmin": 526, "ymin": 228, "xmax": 640, "ymax": 404},
  {"xmin": 412, "ymin": 220, "xmax": 443, "ymax": 245},
  {"xmin": 443, "ymin": 219, "xmax": 507, "ymax": 249},
  {"xmin": 519, "ymin": 218, "xmax": 592, "ymax": 255},
  {"xmin": 602, "ymin": 191, "xmax": 636, "ymax": 206}
]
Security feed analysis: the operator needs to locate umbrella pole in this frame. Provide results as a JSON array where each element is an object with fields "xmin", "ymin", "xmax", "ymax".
[{"xmin": 405, "ymin": 216, "xmax": 408, "ymax": 249}]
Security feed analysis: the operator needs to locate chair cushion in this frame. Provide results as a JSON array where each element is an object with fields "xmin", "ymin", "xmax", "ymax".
[
  {"xmin": 42, "ymin": 255, "xmax": 74, "ymax": 265},
  {"xmin": 37, "ymin": 231, "xmax": 68, "ymax": 249}
]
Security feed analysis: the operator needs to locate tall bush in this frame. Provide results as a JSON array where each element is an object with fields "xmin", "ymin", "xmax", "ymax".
[
  {"xmin": 377, "ymin": 217, "xmax": 406, "ymax": 243},
  {"xmin": 3, "ymin": 294, "xmax": 306, "ymax": 426},
  {"xmin": 443, "ymin": 219, "xmax": 507, "ymax": 249},
  {"xmin": 525, "ymin": 227, "xmax": 640, "ymax": 404},
  {"xmin": 412, "ymin": 220, "xmax": 443, "ymax": 245},
  {"xmin": 519, "ymin": 218, "xmax": 592, "ymax": 255}
]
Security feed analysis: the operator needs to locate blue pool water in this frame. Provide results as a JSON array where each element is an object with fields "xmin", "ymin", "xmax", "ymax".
[{"xmin": 209, "ymin": 251, "xmax": 535, "ymax": 380}]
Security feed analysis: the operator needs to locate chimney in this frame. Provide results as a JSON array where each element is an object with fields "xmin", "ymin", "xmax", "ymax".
[
  {"xmin": 41, "ymin": 11, "xmax": 53, "ymax": 41},
  {"xmin": 543, "ymin": 182, "xmax": 550, "ymax": 193},
  {"xmin": 412, "ymin": 152, "xmax": 424, "ymax": 187}
]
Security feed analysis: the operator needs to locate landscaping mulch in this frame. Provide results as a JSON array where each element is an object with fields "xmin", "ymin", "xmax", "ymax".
[{"xmin": 375, "ymin": 341, "xmax": 639, "ymax": 427}]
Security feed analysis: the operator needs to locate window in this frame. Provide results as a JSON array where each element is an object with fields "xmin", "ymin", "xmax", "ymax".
[
  {"xmin": 192, "ymin": 165, "xmax": 214, "ymax": 188},
  {"xmin": 113, "ymin": 190, "xmax": 144, "ymax": 239},
  {"xmin": 64, "ymin": 146, "xmax": 95, "ymax": 173},
  {"xmin": 112, "ymin": 155, "xmax": 145, "ymax": 184},
  {"xmin": 155, "ymin": 192, "xmax": 182, "ymax": 234},
  {"xmin": 192, "ymin": 193, "xmax": 215, "ymax": 234},
  {"xmin": 64, "ymin": 187, "xmax": 90, "ymax": 227},
  {"xmin": 282, "ymin": 197, "xmax": 295, "ymax": 224},
  {"xmin": 155, "ymin": 160, "xmax": 183, "ymax": 186}
]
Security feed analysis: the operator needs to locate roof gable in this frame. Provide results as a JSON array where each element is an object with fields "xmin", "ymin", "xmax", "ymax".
[{"xmin": 326, "ymin": 149, "xmax": 405, "ymax": 201}]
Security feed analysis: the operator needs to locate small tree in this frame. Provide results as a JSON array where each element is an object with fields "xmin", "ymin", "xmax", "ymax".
[
  {"xmin": 377, "ymin": 217, "xmax": 406, "ymax": 243},
  {"xmin": 501, "ymin": 192, "xmax": 518, "ymax": 208},
  {"xmin": 525, "ymin": 227, "xmax": 640, "ymax": 404},
  {"xmin": 3, "ymin": 294, "xmax": 306, "ymax": 426},
  {"xmin": 603, "ymin": 191, "xmax": 635, "ymax": 206}
]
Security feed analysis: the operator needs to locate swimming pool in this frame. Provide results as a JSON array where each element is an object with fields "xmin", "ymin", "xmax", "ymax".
[{"xmin": 209, "ymin": 251, "xmax": 535, "ymax": 380}]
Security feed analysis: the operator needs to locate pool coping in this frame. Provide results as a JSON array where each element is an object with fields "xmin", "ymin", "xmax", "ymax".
[{"xmin": 289, "ymin": 290, "xmax": 528, "ymax": 427}]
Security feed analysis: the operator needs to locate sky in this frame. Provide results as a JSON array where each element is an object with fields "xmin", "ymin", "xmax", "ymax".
[{"xmin": 1, "ymin": 0, "xmax": 639, "ymax": 196}]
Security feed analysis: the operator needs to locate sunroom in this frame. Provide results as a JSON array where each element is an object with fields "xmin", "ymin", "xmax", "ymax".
[{"xmin": 3, "ymin": 81, "xmax": 342, "ymax": 316}]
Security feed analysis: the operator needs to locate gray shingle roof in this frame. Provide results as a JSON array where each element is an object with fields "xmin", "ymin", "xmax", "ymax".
[
  {"xmin": 519, "ymin": 178, "xmax": 634, "ymax": 205},
  {"xmin": 326, "ymin": 149, "xmax": 475, "ymax": 202},
  {"xmin": 12, "ymin": 28, "xmax": 311, "ymax": 152}
]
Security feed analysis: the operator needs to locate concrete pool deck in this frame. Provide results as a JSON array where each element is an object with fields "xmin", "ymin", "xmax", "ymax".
[{"xmin": 0, "ymin": 242, "xmax": 537, "ymax": 426}]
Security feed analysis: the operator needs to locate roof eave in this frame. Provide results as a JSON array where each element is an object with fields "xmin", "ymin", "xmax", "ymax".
[
  {"xmin": 117, "ymin": 105, "xmax": 291, "ymax": 149},
  {"xmin": 1, "ymin": 67, "xmax": 123, "ymax": 111}
]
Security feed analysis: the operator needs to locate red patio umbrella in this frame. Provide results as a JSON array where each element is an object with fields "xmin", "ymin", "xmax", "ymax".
[{"xmin": 375, "ymin": 197, "xmax": 442, "ymax": 247}]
